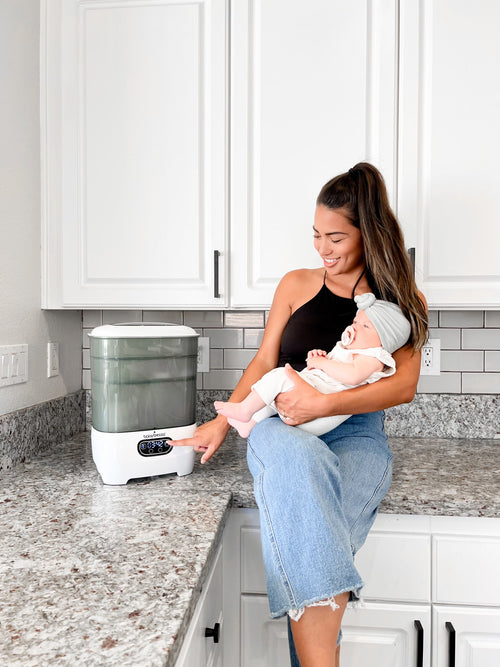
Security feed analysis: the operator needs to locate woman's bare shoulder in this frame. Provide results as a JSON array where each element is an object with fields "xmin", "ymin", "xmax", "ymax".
[
  {"xmin": 275, "ymin": 268, "xmax": 324, "ymax": 311},
  {"xmin": 279, "ymin": 267, "xmax": 323, "ymax": 288}
]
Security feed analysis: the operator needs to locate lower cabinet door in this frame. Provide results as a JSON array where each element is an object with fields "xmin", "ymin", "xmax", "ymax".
[
  {"xmin": 433, "ymin": 605, "xmax": 500, "ymax": 667},
  {"xmin": 241, "ymin": 595, "xmax": 431, "ymax": 667},
  {"xmin": 175, "ymin": 546, "xmax": 223, "ymax": 667},
  {"xmin": 241, "ymin": 595, "xmax": 289, "ymax": 667},
  {"xmin": 342, "ymin": 602, "xmax": 431, "ymax": 667}
]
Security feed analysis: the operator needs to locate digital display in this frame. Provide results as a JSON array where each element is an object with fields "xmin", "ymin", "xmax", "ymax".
[{"xmin": 137, "ymin": 437, "xmax": 173, "ymax": 457}]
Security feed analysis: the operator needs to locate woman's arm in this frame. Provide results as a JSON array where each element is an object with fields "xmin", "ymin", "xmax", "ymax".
[
  {"xmin": 170, "ymin": 270, "xmax": 301, "ymax": 462},
  {"xmin": 276, "ymin": 343, "xmax": 421, "ymax": 425}
]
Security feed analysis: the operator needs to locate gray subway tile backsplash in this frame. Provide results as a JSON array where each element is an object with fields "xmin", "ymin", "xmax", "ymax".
[
  {"xmin": 417, "ymin": 372, "xmax": 462, "ymax": 394},
  {"xmin": 224, "ymin": 311, "xmax": 265, "ymax": 328},
  {"xmin": 462, "ymin": 373, "xmax": 500, "ymax": 394},
  {"xmin": 244, "ymin": 329, "xmax": 265, "ymax": 348},
  {"xmin": 203, "ymin": 369, "xmax": 243, "ymax": 390},
  {"xmin": 429, "ymin": 328, "xmax": 461, "ymax": 349},
  {"xmin": 439, "ymin": 310, "xmax": 484, "ymax": 328},
  {"xmin": 485, "ymin": 351, "xmax": 500, "ymax": 372},
  {"xmin": 209, "ymin": 348, "xmax": 224, "ymax": 369},
  {"xmin": 224, "ymin": 349, "xmax": 257, "ymax": 369},
  {"xmin": 103, "ymin": 310, "xmax": 141, "ymax": 325},
  {"xmin": 184, "ymin": 311, "xmax": 223, "ymax": 328},
  {"xmin": 143, "ymin": 310, "xmax": 183, "ymax": 324},
  {"xmin": 485, "ymin": 311, "xmax": 500, "ymax": 327},
  {"xmin": 82, "ymin": 310, "xmax": 102, "ymax": 328},
  {"xmin": 81, "ymin": 309, "xmax": 500, "ymax": 395},
  {"xmin": 206, "ymin": 328, "xmax": 244, "ymax": 349},
  {"xmin": 441, "ymin": 350, "xmax": 484, "ymax": 372},
  {"xmin": 462, "ymin": 329, "xmax": 500, "ymax": 350}
]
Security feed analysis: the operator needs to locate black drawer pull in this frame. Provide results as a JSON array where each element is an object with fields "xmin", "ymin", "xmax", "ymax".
[
  {"xmin": 446, "ymin": 621, "xmax": 456, "ymax": 667},
  {"xmin": 214, "ymin": 250, "xmax": 221, "ymax": 299},
  {"xmin": 205, "ymin": 622, "xmax": 220, "ymax": 644},
  {"xmin": 414, "ymin": 619, "xmax": 424, "ymax": 667}
]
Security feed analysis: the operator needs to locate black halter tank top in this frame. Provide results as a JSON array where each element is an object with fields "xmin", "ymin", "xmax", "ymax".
[{"xmin": 277, "ymin": 279, "xmax": 358, "ymax": 372}]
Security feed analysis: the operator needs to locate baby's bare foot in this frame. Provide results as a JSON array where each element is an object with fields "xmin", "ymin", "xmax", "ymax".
[
  {"xmin": 228, "ymin": 417, "xmax": 256, "ymax": 438},
  {"xmin": 214, "ymin": 400, "xmax": 254, "ymax": 422}
]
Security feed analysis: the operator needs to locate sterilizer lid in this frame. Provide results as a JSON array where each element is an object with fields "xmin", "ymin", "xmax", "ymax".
[{"xmin": 89, "ymin": 323, "xmax": 199, "ymax": 338}]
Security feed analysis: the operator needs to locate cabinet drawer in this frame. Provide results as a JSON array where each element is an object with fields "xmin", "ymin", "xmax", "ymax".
[
  {"xmin": 433, "ymin": 534, "xmax": 500, "ymax": 605},
  {"xmin": 241, "ymin": 526, "xmax": 267, "ymax": 594},
  {"xmin": 356, "ymin": 531, "xmax": 431, "ymax": 602},
  {"xmin": 241, "ymin": 522, "xmax": 431, "ymax": 603}
]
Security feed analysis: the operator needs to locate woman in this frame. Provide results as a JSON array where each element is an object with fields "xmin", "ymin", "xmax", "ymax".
[{"xmin": 174, "ymin": 162, "xmax": 428, "ymax": 666}]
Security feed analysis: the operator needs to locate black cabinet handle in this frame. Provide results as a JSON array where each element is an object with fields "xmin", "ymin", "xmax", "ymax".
[
  {"xmin": 414, "ymin": 620, "xmax": 424, "ymax": 667},
  {"xmin": 213, "ymin": 250, "xmax": 221, "ymax": 299},
  {"xmin": 205, "ymin": 622, "xmax": 220, "ymax": 644},
  {"xmin": 446, "ymin": 621, "xmax": 456, "ymax": 667}
]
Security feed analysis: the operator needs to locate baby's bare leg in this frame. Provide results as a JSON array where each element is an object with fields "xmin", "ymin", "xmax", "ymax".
[{"xmin": 214, "ymin": 389, "xmax": 266, "ymax": 422}]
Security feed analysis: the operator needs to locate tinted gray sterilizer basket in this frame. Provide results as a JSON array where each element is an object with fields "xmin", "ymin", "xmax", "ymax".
[{"xmin": 89, "ymin": 323, "xmax": 198, "ymax": 484}]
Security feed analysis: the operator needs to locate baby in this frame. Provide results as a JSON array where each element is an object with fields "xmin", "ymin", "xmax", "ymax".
[{"xmin": 214, "ymin": 293, "xmax": 411, "ymax": 437}]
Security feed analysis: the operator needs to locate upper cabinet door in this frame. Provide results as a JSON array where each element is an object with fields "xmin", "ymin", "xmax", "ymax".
[
  {"xmin": 41, "ymin": 0, "xmax": 227, "ymax": 309},
  {"xmin": 399, "ymin": 0, "xmax": 500, "ymax": 309},
  {"xmin": 229, "ymin": 0, "xmax": 399, "ymax": 308}
]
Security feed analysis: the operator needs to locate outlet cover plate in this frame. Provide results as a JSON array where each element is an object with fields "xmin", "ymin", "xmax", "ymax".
[
  {"xmin": 47, "ymin": 342, "xmax": 60, "ymax": 378},
  {"xmin": 420, "ymin": 338, "xmax": 440, "ymax": 375},
  {"xmin": 197, "ymin": 337, "xmax": 210, "ymax": 373},
  {"xmin": 0, "ymin": 344, "xmax": 28, "ymax": 386}
]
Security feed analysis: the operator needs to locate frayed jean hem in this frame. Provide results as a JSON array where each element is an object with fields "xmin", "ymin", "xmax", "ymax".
[{"xmin": 269, "ymin": 583, "xmax": 364, "ymax": 621}]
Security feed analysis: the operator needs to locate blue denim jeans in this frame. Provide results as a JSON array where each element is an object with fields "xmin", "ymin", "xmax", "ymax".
[{"xmin": 246, "ymin": 411, "xmax": 393, "ymax": 664}]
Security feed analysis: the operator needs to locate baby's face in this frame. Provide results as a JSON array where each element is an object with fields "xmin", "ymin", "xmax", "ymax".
[{"xmin": 342, "ymin": 309, "xmax": 382, "ymax": 349}]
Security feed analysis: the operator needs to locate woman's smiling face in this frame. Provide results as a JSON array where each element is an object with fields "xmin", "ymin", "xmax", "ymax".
[{"xmin": 313, "ymin": 205, "xmax": 364, "ymax": 279}]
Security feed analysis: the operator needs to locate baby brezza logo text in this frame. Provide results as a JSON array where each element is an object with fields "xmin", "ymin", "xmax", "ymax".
[{"xmin": 142, "ymin": 431, "xmax": 166, "ymax": 438}]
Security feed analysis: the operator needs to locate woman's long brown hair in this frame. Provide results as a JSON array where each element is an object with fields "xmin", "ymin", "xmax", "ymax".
[{"xmin": 317, "ymin": 162, "xmax": 428, "ymax": 351}]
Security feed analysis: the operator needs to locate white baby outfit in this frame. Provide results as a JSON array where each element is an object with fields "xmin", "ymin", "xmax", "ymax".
[{"xmin": 251, "ymin": 342, "xmax": 396, "ymax": 436}]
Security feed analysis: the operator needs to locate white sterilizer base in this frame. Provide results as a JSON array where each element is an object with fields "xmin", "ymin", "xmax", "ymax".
[{"xmin": 91, "ymin": 424, "xmax": 196, "ymax": 485}]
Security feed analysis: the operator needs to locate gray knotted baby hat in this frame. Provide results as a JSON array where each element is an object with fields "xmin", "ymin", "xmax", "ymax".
[{"xmin": 354, "ymin": 293, "xmax": 411, "ymax": 353}]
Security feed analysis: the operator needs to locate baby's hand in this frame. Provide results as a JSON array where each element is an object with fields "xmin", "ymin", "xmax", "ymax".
[
  {"xmin": 306, "ymin": 349, "xmax": 327, "ymax": 361},
  {"xmin": 306, "ymin": 349, "xmax": 328, "ymax": 370}
]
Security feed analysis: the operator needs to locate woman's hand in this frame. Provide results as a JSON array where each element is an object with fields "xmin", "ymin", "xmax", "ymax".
[
  {"xmin": 274, "ymin": 364, "xmax": 329, "ymax": 425},
  {"xmin": 170, "ymin": 415, "xmax": 229, "ymax": 464}
]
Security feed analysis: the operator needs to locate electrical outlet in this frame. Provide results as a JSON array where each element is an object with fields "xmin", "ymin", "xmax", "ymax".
[
  {"xmin": 47, "ymin": 342, "xmax": 60, "ymax": 378},
  {"xmin": 197, "ymin": 337, "xmax": 210, "ymax": 373},
  {"xmin": 420, "ymin": 338, "xmax": 440, "ymax": 375}
]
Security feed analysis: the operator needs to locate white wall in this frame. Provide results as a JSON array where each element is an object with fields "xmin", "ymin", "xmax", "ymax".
[{"xmin": 0, "ymin": 0, "xmax": 82, "ymax": 416}]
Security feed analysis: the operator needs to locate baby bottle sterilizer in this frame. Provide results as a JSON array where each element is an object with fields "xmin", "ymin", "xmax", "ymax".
[{"xmin": 89, "ymin": 323, "xmax": 198, "ymax": 485}]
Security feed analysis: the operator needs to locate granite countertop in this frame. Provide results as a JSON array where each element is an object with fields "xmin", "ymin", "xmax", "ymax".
[{"xmin": 0, "ymin": 431, "xmax": 499, "ymax": 665}]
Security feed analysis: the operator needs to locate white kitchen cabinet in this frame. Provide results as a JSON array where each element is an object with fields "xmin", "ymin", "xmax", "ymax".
[
  {"xmin": 41, "ymin": 0, "xmax": 227, "ymax": 309},
  {"xmin": 240, "ymin": 595, "xmax": 290, "ymax": 667},
  {"xmin": 229, "ymin": 0, "xmax": 399, "ymax": 307},
  {"xmin": 398, "ymin": 0, "xmax": 500, "ymax": 309},
  {"xmin": 224, "ymin": 509, "xmax": 500, "ymax": 666},
  {"xmin": 41, "ymin": 0, "xmax": 398, "ymax": 309},
  {"xmin": 431, "ymin": 520, "xmax": 500, "ymax": 666},
  {"xmin": 240, "ymin": 598, "xmax": 431, "ymax": 667},
  {"xmin": 42, "ymin": 0, "xmax": 500, "ymax": 311},
  {"xmin": 433, "ymin": 606, "xmax": 500, "ymax": 667},
  {"xmin": 342, "ymin": 603, "xmax": 431, "ymax": 667},
  {"xmin": 175, "ymin": 544, "xmax": 223, "ymax": 667}
]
